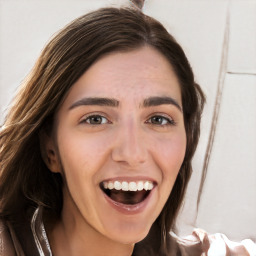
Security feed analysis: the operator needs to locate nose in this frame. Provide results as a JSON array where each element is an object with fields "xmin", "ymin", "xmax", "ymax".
[{"xmin": 111, "ymin": 119, "xmax": 147, "ymax": 167}]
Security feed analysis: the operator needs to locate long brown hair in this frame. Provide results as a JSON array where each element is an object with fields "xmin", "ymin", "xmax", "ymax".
[{"xmin": 0, "ymin": 7, "xmax": 205, "ymax": 255}]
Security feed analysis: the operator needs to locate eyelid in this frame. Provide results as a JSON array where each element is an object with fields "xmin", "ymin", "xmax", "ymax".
[
  {"xmin": 146, "ymin": 113, "xmax": 176, "ymax": 126},
  {"xmin": 79, "ymin": 112, "xmax": 112, "ymax": 124}
]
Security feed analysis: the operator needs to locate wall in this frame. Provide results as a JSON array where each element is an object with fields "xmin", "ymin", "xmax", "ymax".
[{"xmin": 0, "ymin": 0, "xmax": 255, "ymax": 241}]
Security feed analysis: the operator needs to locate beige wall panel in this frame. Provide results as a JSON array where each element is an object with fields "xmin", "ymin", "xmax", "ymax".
[
  {"xmin": 228, "ymin": 0, "xmax": 256, "ymax": 74},
  {"xmin": 196, "ymin": 73, "xmax": 256, "ymax": 240},
  {"xmin": 0, "ymin": 0, "xmax": 127, "ymax": 123}
]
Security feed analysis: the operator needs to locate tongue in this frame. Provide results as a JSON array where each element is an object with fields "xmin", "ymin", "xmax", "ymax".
[{"xmin": 109, "ymin": 190, "xmax": 147, "ymax": 205}]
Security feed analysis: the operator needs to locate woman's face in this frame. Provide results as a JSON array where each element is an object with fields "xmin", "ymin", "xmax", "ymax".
[{"xmin": 48, "ymin": 46, "xmax": 186, "ymax": 245}]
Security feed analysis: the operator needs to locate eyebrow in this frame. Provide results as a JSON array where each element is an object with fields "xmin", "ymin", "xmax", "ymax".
[
  {"xmin": 69, "ymin": 97, "xmax": 119, "ymax": 110},
  {"xmin": 143, "ymin": 96, "xmax": 182, "ymax": 112},
  {"xmin": 69, "ymin": 96, "xmax": 182, "ymax": 112}
]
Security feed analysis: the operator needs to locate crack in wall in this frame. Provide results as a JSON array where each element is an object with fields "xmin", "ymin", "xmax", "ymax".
[
  {"xmin": 227, "ymin": 71, "xmax": 256, "ymax": 76},
  {"xmin": 196, "ymin": 1, "xmax": 231, "ymax": 217},
  {"xmin": 129, "ymin": 0, "xmax": 145, "ymax": 9}
]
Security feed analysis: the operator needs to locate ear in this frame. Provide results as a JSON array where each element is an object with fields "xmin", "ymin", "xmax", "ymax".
[{"xmin": 39, "ymin": 129, "xmax": 61, "ymax": 173}]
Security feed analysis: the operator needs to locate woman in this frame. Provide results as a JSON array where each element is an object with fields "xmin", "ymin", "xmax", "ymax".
[{"xmin": 0, "ymin": 6, "xmax": 254, "ymax": 256}]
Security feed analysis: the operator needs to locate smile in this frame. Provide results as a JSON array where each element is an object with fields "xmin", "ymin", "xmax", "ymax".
[{"xmin": 100, "ymin": 180, "xmax": 155, "ymax": 205}]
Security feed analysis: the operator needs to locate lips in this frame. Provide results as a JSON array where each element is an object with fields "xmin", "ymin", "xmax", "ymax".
[{"xmin": 100, "ymin": 180, "xmax": 155, "ymax": 205}]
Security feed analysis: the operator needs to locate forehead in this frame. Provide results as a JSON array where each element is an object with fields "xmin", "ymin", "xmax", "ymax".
[{"xmin": 62, "ymin": 46, "xmax": 182, "ymax": 108}]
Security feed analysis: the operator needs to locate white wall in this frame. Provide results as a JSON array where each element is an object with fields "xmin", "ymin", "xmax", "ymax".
[{"xmin": 0, "ymin": 0, "xmax": 255, "ymax": 241}]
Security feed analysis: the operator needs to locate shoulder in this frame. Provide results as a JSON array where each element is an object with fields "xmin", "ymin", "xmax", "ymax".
[
  {"xmin": 0, "ymin": 207, "xmax": 51, "ymax": 256},
  {"xmin": 171, "ymin": 229, "xmax": 256, "ymax": 256},
  {"xmin": 0, "ymin": 218, "xmax": 17, "ymax": 256}
]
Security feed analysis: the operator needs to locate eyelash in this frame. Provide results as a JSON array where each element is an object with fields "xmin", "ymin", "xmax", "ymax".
[
  {"xmin": 79, "ymin": 114, "xmax": 176, "ymax": 127},
  {"xmin": 146, "ymin": 115, "xmax": 176, "ymax": 126},
  {"xmin": 80, "ymin": 114, "xmax": 110, "ymax": 125}
]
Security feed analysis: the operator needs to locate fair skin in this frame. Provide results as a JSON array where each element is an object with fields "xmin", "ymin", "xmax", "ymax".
[{"xmin": 45, "ymin": 46, "xmax": 186, "ymax": 256}]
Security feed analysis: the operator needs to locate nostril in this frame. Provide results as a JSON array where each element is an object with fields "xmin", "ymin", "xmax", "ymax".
[{"xmin": 111, "ymin": 143, "xmax": 147, "ymax": 166}]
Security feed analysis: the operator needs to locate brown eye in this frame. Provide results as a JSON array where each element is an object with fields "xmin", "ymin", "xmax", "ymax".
[
  {"xmin": 83, "ymin": 115, "xmax": 108, "ymax": 125},
  {"xmin": 147, "ymin": 115, "xmax": 175, "ymax": 126},
  {"xmin": 151, "ymin": 116, "xmax": 165, "ymax": 125}
]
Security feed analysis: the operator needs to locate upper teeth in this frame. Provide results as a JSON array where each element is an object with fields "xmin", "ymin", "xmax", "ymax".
[{"xmin": 103, "ymin": 181, "xmax": 154, "ymax": 191}]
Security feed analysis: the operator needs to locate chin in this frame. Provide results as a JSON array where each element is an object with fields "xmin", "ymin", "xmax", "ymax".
[{"xmin": 106, "ymin": 221, "xmax": 152, "ymax": 245}]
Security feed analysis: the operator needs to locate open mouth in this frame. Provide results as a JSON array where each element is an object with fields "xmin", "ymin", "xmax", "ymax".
[{"xmin": 100, "ymin": 180, "xmax": 155, "ymax": 205}]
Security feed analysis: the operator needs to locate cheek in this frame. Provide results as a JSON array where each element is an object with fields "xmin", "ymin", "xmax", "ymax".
[
  {"xmin": 57, "ymin": 130, "xmax": 113, "ymax": 181},
  {"xmin": 56, "ymin": 133, "xmax": 109, "ymax": 212},
  {"xmin": 149, "ymin": 131, "xmax": 186, "ymax": 216},
  {"xmin": 154, "ymin": 132, "xmax": 186, "ymax": 182}
]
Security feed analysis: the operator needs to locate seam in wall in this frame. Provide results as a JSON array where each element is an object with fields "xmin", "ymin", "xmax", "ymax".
[
  {"xmin": 196, "ymin": 0, "xmax": 231, "ymax": 215},
  {"xmin": 227, "ymin": 71, "xmax": 256, "ymax": 76}
]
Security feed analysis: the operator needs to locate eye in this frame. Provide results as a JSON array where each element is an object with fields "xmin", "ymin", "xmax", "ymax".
[
  {"xmin": 147, "ymin": 115, "xmax": 175, "ymax": 126},
  {"xmin": 81, "ymin": 115, "xmax": 109, "ymax": 125}
]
